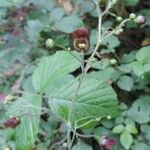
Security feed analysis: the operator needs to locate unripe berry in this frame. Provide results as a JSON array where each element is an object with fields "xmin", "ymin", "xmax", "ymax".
[
  {"xmin": 116, "ymin": 16, "xmax": 123, "ymax": 22},
  {"xmin": 45, "ymin": 38, "xmax": 54, "ymax": 48},
  {"xmin": 107, "ymin": 115, "xmax": 112, "ymax": 120},
  {"xmin": 135, "ymin": 15, "xmax": 146, "ymax": 24},
  {"xmin": 129, "ymin": 13, "xmax": 136, "ymax": 19},
  {"xmin": 67, "ymin": 47, "xmax": 71, "ymax": 51},
  {"xmin": 110, "ymin": 59, "xmax": 117, "ymax": 65}
]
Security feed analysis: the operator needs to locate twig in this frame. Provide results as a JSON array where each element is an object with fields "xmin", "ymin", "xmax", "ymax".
[
  {"xmin": 75, "ymin": 132, "xmax": 96, "ymax": 139},
  {"xmin": 67, "ymin": 53, "xmax": 85, "ymax": 149}
]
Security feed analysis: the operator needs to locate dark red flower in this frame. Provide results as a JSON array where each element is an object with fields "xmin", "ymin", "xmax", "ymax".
[
  {"xmin": 4, "ymin": 117, "xmax": 20, "ymax": 128},
  {"xmin": 72, "ymin": 27, "xmax": 90, "ymax": 53},
  {"xmin": 100, "ymin": 136, "xmax": 117, "ymax": 150},
  {"xmin": 72, "ymin": 27, "xmax": 89, "ymax": 39}
]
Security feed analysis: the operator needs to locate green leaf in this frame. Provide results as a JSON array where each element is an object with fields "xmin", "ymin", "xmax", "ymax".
[
  {"xmin": 54, "ymin": 15, "xmax": 83, "ymax": 33},
  {"xmin": 140, "ymin": 124, "xmax": 150, "ymax": 141},
  {"xmin": 91, "ymin": 59, "xmax": 110, "ymax": 70},
  {"xmin": 48, "ymin": 77, "xmax": 119, "ymax": 128},
  {"xmin": 117, "ymin": 75, "xmax": 134, "ymax": 91},
  {"xmin": 78, "ymin": 0, "xmax": 95, "ymax": 13},
  {"xmin": 94, "ymin": 127, "xmax": 113, "ymax": 137},
  {"xmin": 124, "ymin": 118, "xmax": 135, "ymax": 126},
  {"xmin": 126, "ymin": 0, "xmax": 139, "ymax": 6},
  {"xmin": 127, "ymin": 61, "xmax": 144, "ymax": 76},
  {"xmin": 29, "ymin": 0, "xmax": 54, "ymax": 11},
  {"xmin": 0, "ymin": 0, "xmax": 24, "ymax": 7},
  {"xmin": 26, "ymin": 20, "xmax": 48, "ymax": 43},
  {"xmin": 101, "ymin": 119, "xmax": 114, "ymax": 129},
  {"xmin": 49, "ymin": 8, "xmax": 65, "ymax": 23},
  {"xmin": 126, "ymin": 124, "xmax": 138, "ymax": 134},
  {"xmin": 121, "ymin": 51, "xmax": 136, "ymax": 63},
  {"xmin": 90, "ymin": 29, "xmax": 98, "ymax": 46},
  {"xmin": 136, "ymin": 46, "xmax": 150, "ymax": 63},
  {"xmin": 127, "ymin": 96, "xmax": 150, "ymax": 124},
  {"xmin": 120, "ymin": 131, "xmax": 133, "ymax": 149},
  {"xmin": 132, "ymin": 141, "xmax": 150, "ymax": 150},
  {"xmin": 86, "ymin": 68, "xmax": 114, "ymax": 82},
  {"xmin": 6, "ymin": 94, "xmax": 41, "ymax": 150},
  {"xmin": 0, "ymin": 39, "xmax": 31, "ymax": 68},
  {"xmin": 32, "ymin": 51, "xmax": 80, "ymax": 93},
  {"xmin": 72, "ymin": 142, "xmax": 92, "ymax": 150},
  {"xmin": 46, "ymin": 74, "xmax": 75, "ymax": 97},
  {"xmin": 112, "ymin": 124, "xmax": 125, "ymax": 134},
  {"xmin": 27, "ymin": 9, "xmax": 49, "ymax": 21},
  {"xmin": 107, "ymin": 35, "xmax": 120, "ymax": 48}
]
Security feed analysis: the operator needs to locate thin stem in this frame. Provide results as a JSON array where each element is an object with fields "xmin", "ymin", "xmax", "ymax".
[
  {"xmin": 107, "ymin": 11, "xmax": 117, "ymax": 18},
  {"xmin": 75, "ymin": 132, "xmax": 96, "ymax": 139},
  {"xmin": 88, "ymin": 1, "xmax": 112, "ymax": 62},
  {"xmin": 67, "ymin": 53, "xmax": 85, "ymax": 149},
  {"xmin": 96, "ymin": 4, "xmax": 102, "ymax": 42},
  {"xmin": 68, "ymin": 128, "xmax": 77, "ymax": 149}
]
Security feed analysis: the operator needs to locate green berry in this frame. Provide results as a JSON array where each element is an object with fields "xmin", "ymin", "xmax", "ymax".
[
  {"xmin": 46, "ymin": 38, "xmax": 54, "ymax": 48},
  {"xmin": 129, "ymin": 13, "xmax": 136, "ymax": 19},
  {"xmin": 116, "ymin": 16, "xmax": 123, "ymax": 22},
  {"xmin": 110, "ymin": 59, "xmax": 117, "ymax": 65},
  {"xmin": 107, "ymin": 115, "xmax": 112, "ymax": 120}
]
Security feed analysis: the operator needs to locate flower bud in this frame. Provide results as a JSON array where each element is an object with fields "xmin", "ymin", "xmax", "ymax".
[
  {"xmin": 129, "ymin": 13, "xmax": 136, "ymax": 20},
  {"xmin": 4, "ymin": 117, "xmax": 20, "ymax": 128},
  {"xmin": 46, "ymin": 38, "xmax": 54, "ymax": 48},
  {"xmin": 72, "ymin": 27, "xmax": 90, "ymax": 53},
  {"xmin": 116, "ymin": 16, "xmax": 123, "ymax": 22},
  {"xmin": 135, "ymin": 15, "xmax": 146, "ymax": 24}
]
